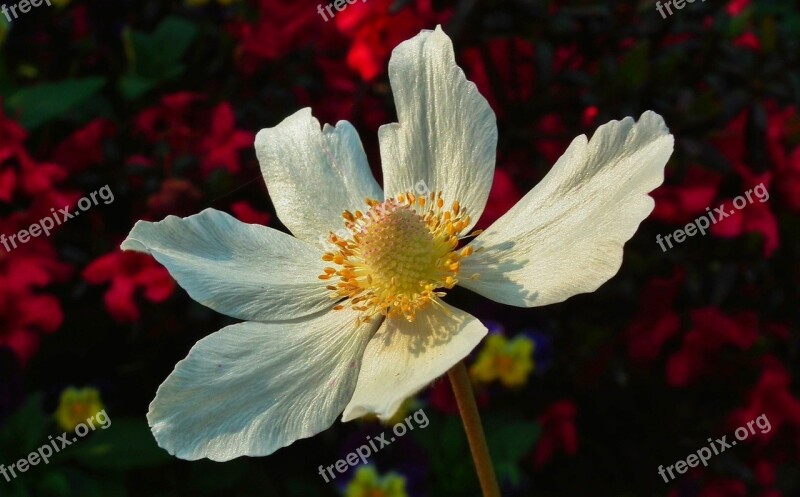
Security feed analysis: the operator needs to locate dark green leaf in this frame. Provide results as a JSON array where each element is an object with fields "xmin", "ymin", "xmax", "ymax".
[
  {"xmin": 6, "ymin": 78, "xmax": 105, "ymax": 129},
  {"xmin": 0, "ymin": 394, "xmax": 49, "ymax": 455},
  {"xmin": 486, "ymin": 416, "xmax": 540, "ymax": 486},
  {"xmin": 65, "ymin": 419, "xmax": 171, "ymax": 470}
]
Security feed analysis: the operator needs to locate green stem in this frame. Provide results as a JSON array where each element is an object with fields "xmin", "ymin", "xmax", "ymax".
[{"xmin": 447, "ymin": 360, "xmax": 502, "ymax": 497}]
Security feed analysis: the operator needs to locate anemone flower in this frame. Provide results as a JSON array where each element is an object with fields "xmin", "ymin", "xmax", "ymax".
[{"xmin": 122, "ymin": 25, "xmax": 673, "ymax": 496}]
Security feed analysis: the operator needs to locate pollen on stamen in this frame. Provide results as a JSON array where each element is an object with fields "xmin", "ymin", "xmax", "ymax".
[{"xmin": 320, "ymin": 190, "xmax": 480, "ymax": 322}]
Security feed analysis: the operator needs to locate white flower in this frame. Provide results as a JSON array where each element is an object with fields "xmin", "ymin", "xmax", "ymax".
[{"xmin": 122, "ymin": 26, "xmax": 674, "ymax": 462}]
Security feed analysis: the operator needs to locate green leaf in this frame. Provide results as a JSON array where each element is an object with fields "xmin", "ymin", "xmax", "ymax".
[
  {"xmin": 59, "ymin": 468, "xmax": 127, "ymax": 497},
  {"xmin": 0, "ymin": 394, "xmax": 50, "ymax": 456},
  {"xmin": 5, "ymin": 77, "xmax": 105, "ymax": 129},
  {"xmin": 412, "ymin": 414, "xmax": 476, "ymax": 494},
  {"xmin": 3, "ymin": 482, "xmax": 30, "ymax": 497},
  {"xmin": 152, "ymin": 17, "xmax": 199, "ymax": 69},
  {"xmin": 617, "ymin": 42, "xmax": 650, "ymax": 91},
  {"xmin": 118, "ymin": 75, "xmax": 157, "ymax": 100},
  {"xmin": 121, "ymin": 16, "xmax": 198, "ymax": 99},
  {"xmin": 187, "ymin": 459, "xmax": 250, "ymax": 493},
  {"xmin": 0, "ymin": 53, "xmax": 14, "ymax": 97},
  {"xmin": 485, "ymin": 416, "xmax": 540, "ymax": 486},
  {"xmin": 32, "ymin": 470, "xmax": 70, "ymax": 497},
  {"xmin": 65, "ymin": 419, "xmax": 171, "ymax": 470}
]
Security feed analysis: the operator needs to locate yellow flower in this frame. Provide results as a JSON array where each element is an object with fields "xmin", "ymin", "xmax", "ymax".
[
  {"xmin": 54, "ymin": 387, "xmax": 104, "ymax": 432},
  {"xmin": 470, "ymin": 334, "xmax": 535, "ymax": 388},
  {"xmin": 345, "ymin": 466, "xmax": 408, "ymax": 497}
]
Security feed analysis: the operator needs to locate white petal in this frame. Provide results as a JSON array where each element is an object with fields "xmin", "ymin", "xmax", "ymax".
[
  {"xmin": 121, "ymin": 208, "xmax": 331, "ymax": 322},
  {"xmin": 147, "ymin": 309, "xmax": 380, "ymax": 461},
  {"xmin": 379, "ymin": 26, "xmax": 497, "ymax": 231},
  {"xmin": 255, "ymin": 108, "xmax": 383, "ymax": 247},
  {"xmin": 460, "ymin": 111, "xmax": 674, "ymax": 307},
  {"xmin": 342, "ymin": 303, "xmax": 487, "ymax": 421}
]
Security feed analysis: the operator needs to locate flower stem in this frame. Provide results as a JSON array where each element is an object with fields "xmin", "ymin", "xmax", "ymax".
[{"xmin": 447, "ymin": 360, "xmax": 501, "ymax": 497}]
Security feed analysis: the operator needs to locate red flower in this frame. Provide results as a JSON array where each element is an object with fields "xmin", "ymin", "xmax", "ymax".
[
  {"xmin": 297, "ymin": 57, "xmax": 388, "ymax": 131},
  {"xmin": 83, "ymin": 250, "xmax": 176, "ymax": 323},
  {"xmin": 52, "ymin": 119, "xmax": 115, "ymax": 172},
  {"xmin": 765, "ymin": 102, "xmax": 800, "ymax": 212},
  {"xmin": 0, "ymin": 288, "xmax": 62, "ymax": 365},
  {"xmin": 0, "ymin": 168, "xmax": 14, "ymax": 203},
  {"xmin": 0, "ymin": 216, "xmax": 69, "ymax": 365},
  {"xmin": 334, "ymin": 0, "xmax": 449, "ymax": 81},
  {"xmin": 709, "ymin": 169, "xmax": 778, "ymax": 257},
  {"xmin": 728, "ymin": 358, "xmax": 800, "ymax": 446},
  {"xmin": 652, "ymin": 166, "xmax": 722, "ymax": 225},
  {"xmin": 582, "ymin": 106, "xmax": 599, "ymax": 128},
  {"xmin": 135, "ymin": 92, "xmax": 204, "ymax": 152},
  {"xmin": 197, "ymin": 103, "xmax": 254, "ymax": 176},
  {"xmin": 231, "ymin": 0, "xmax": 327, "ymax": 74},
  {"xmin": 626, "ymin": 269, "xmax": 684, "ymax": 365},
  {"xmin": 428, "ymin": 378, "xmax": 460, "ymax": 415},
  {"xmin": 666, "ymin": 308, "xmax": 759, "ymax": 387},
  {"xmin": 754, "ymin": 459, "xmax": 777, "ymax": 488},
  {"xmin": 0, "ymin": 216, "xmax": 72, "ymax": 292},
  {"xmin": 461, "ymin": 37, "xmax": 536, "ymax": 118},
  {"xmin": 476, "ymin": 169, "xmax": 522, "ymax": 230},
  {"xmin": 726, "ymin": 0, "xmax": 751, "ymax": 16},
  {"xmin": 705, "ymin": 108, "xmax": 781, "ymax": 255},
  {"xmin": 765, "ymin": 102, "xmax": 797, "ymax": 171},
  {"xmin": 535, "ymin": 113, "xmax": 570, "ymax": 165},
  {"xmin": 0, "ymin": 109, "xmax": 27, "ymax": 161},
  {"xmin": 533, "ymin": 400, "xmax": 578, "ymax": 469},
  {"xmin": 427, "ymin": 376, "xmax": 489, "ymax": 416},
  {"xmin": 733, "ymin": 32, "xmax": 761, "ymax": 51},
  {"xmin": 774, "ymin": 148, "xmax": 800, "ymax": 213},
  {"xmin": 146, "ymin": 179, "xmax": 203, "ymax": 220},
  {"xmin": 230, "ymin": 201, "xmax": 270, "ymax": 226},
  {"xmin": 0, "ymin": 123, "xmax": 70, "ymax": 205},
  {"xmin": 699, "ymin": 479, "xmax": 747, "ymax": 497},
  {"xmin": 711, "ymin": 111, "xmax": 749, "ymax": 166}
]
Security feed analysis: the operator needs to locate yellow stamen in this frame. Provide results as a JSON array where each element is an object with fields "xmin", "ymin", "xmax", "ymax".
[{"xmin": 320, "ymin": 191, "xmax": 475, "ymax": 322}]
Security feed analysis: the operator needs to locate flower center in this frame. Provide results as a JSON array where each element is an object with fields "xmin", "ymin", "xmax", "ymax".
[{"xmin": 320, "ymin": 191, "xmax": 478, "ymax": 323}]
